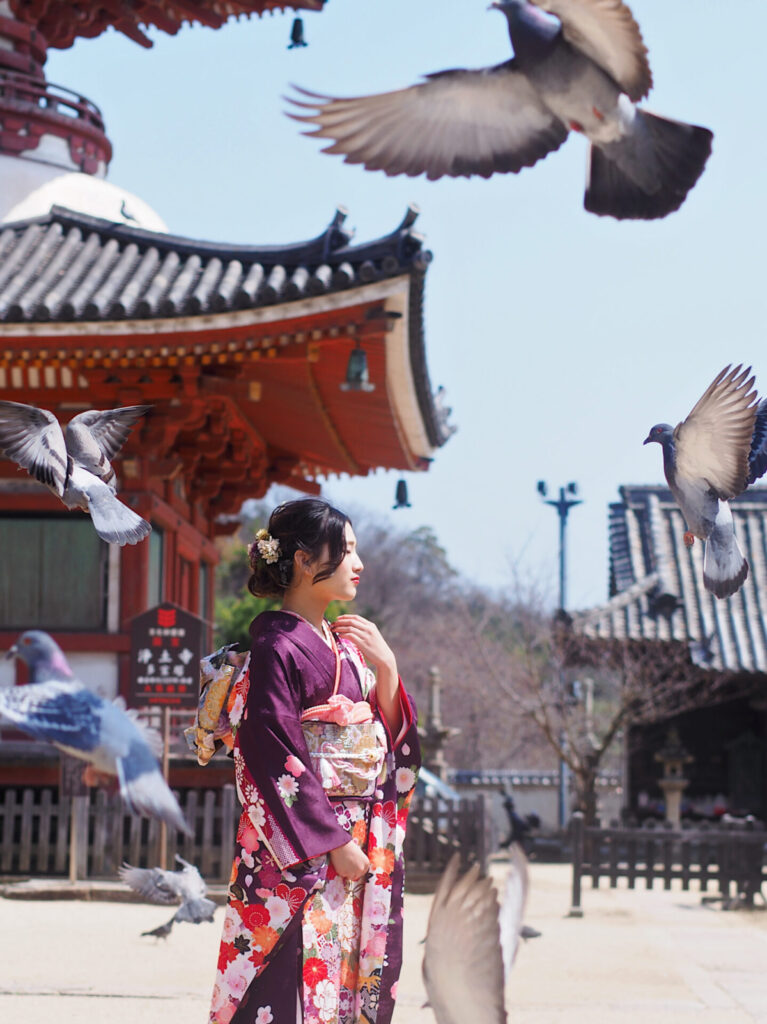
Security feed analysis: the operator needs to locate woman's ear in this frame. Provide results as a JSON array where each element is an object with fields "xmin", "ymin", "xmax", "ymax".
[{"xmin": 294, "ymin": 550, "xmax": 312, "ymax": 576}]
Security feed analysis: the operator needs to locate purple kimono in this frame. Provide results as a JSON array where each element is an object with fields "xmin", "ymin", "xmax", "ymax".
[{"xmin": 209, "ymin": 611, "xmax": 420, "ymax": 1024}]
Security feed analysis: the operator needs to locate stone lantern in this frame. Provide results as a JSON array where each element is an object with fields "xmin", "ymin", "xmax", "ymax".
[
  {"xmin": 654, "ymin": 727, "xmax": 693, "ymax": 827},
  {"xmin": 418, "ymin": 667, "xmax": 460, "ymax": 781}
]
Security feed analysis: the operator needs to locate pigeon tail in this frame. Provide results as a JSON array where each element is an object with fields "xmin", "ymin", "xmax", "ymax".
[
  {"xmin": 116, "ymin": 753, "xmax": 193, "ymax": 836},
  {"xmin": 703, "ymin": 512, "xmax": 748, "ymax": 600},
  {"xmin": 585, "ymin": 111, "xmax": 712, "ymax": 220},
  {"xmin": 82, "ymin": 479, "xmax": 152, "ymax": 546},
  {"xmin": 174, "ymin": 896, "xmax": 217, "ymax": 924}
]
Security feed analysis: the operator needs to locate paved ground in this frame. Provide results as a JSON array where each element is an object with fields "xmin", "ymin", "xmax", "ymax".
[{"xmin": 1, "ymin": 861, "xmax": 766, "ymax": 1022}]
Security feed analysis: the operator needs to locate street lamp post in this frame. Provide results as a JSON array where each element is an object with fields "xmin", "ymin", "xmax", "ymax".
[{"xmin": 537, "ymin": 480, "xmax": 583, "ymax": 829}]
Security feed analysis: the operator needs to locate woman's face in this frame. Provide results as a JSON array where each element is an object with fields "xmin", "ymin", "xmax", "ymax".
[{"xmin": 311, "ymin": 521, "xmax": 363, "ymax": 603}]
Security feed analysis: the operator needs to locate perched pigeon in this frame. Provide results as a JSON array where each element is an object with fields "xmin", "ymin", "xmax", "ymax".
[
  {"xmin": 423, "ymin": 849, "xmax": 530, "ymax": 1024},
  {"xmin": 119, "ymin": 854, "xmax": 216, "ymax": 939},
  {"xmin": 0, "ymin": 401, "xmax": 151, "ymax": 546},
  {"xmin": 287, "ymin": 0, "xmax": 712, "ymax": 220},
  {"xmin": 3, "ymin": 631, "xmax": 192, "ymax": 836},
  {"xmin": 644, "ymin": 365, "xmax": 767, "ymax": 599}
]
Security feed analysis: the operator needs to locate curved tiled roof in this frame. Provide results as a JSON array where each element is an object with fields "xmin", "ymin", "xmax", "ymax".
[
  {"xmin": 0, "ymin": 204, "xmax": 454, "ymax": 451},
  {"xmin": 573, "ymin": 485, "xmax": 767, "ymax": 674},
  {"xmin": 0, "ymin": 204, "xmax": 431, "ymax": 323}
]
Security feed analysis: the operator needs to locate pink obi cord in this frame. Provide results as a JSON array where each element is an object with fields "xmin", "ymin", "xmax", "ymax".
[{"xmin": 301, "ymin": 694, "xmax": 374, "ymax": 726}]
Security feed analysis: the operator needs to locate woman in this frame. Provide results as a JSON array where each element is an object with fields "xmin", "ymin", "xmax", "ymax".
[{"xmin": 210, "ymin": 498, "xmax": 420, "ymax": 1024}]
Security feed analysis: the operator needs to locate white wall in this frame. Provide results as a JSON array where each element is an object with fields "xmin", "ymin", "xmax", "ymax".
[{"xmin": 65, "ymin": 652, "xmax": 119, "ymax": 700}]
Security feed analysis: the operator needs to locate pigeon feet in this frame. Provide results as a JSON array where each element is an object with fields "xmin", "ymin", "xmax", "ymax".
[
  {"xmin": 83, "ymin": 765, "xmax": 119, "ymax": 791},
  {"xmin": 683, "ymin": 531, "xmax": 695, "ymax": 548}
]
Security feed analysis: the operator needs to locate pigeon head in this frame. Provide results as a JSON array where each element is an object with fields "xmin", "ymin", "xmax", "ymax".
[
  {"xmin": 489, "ymin": 0, "xmax": 560, "ymax": 49},
  {"xmin": 6, "ymin": 630, "xmax": 74, "ymax": 683},
  {"xmin": 643, "ymin": 423, "xmax": 674, "ymax": 447}
]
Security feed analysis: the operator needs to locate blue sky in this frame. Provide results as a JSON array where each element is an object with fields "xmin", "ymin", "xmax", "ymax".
[{"xmin": 47, "ymin": 0, "xmax": 767, "ymax": 609}]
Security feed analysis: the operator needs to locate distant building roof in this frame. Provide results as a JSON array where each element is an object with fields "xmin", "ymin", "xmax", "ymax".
[{"xmin": 572, "ymin": 484, "xmax": 767, "ymax": 674}]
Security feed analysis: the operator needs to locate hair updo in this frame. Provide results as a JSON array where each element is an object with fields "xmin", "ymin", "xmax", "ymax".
[{"xmin": 247, "ymin": 498, "xmax": 351, "ymax": 599}]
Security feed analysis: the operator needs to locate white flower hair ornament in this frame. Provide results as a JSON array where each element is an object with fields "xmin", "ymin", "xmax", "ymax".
[{"xmin": 249, "ymin": 528, "xmax": 281, "ymax": 565}]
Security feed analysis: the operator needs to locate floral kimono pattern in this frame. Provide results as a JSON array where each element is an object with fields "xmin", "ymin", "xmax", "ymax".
[{"xmin": 209, "ymin": 611, "xmax": 420, "ymax": 1024}]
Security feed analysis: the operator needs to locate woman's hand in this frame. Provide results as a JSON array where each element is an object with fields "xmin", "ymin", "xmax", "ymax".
[
  {"xmin": 332, "ymin": 614, "xmax": 402, "ymax": 736},
  {"xmin": 330, "ymin": 839, "xmax": 370, "ymax": 880},
  {"xmin": 332, "ymin": 615, "xmax": 396, "ymax": 673}
]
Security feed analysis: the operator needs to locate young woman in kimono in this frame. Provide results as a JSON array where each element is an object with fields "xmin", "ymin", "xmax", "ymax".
[{"xmin": 210, "ymin": 499, "xmax": 421, "ymax": 1024}]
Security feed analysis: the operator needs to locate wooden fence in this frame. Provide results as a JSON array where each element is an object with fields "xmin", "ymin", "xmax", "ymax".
[
  {"xmin": 0, "ymin": 787, "xmax": 487, "ymax": 887},
  {"xmin": 570, "ymin": 811, "xmax": 767, "ymax": 914},
  {"xmin": 404, "ymin": 795, "xmax": 487, "ymax": 891},
  {"xmin": 0, "ymin": 785, "xmax": 238, "ymax": 881}
]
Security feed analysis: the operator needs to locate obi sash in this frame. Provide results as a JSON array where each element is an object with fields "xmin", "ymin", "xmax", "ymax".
[{"xmin": 300, "ymin": 629, "xmax": 387, "ymax": 799}]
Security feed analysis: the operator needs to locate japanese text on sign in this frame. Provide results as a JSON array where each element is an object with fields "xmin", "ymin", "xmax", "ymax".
[{"xmin": 129, "ymin": 603, "xmax": 203, "ymax": 709}]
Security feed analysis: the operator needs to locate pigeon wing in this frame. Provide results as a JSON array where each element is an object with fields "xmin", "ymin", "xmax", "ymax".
[
  {"xmin": 499, "ymin": 843, "xmax": 530, "ymax": 976},
  {"xmin": 0, "ymin": 681, "xmax": 101, "ymax": 752},
  {"xmin": 422, "ymin": 855, "xmax": 507, "ymax": 1024},
  {"xmin": 0, "ymin": 401, "xmax": 68, "ymax": 495},
  {"xmin": 66, "ymin": 405, "xmax": 150, "ymax": 479},
  {"xmin": 67, "ymin": 405, "xmax": 150, "ymax": 461},
  {"xmin": 287, "ymin": 63, "xmax": 568, "ymax": 181},
  {"xmin": 674, "ymin": 364, "xmax": 758, "ymax": 500},
  {"xmin": 118, "ymin": 863, "xmax": 183, "ymax": 904},
  {"xmin": 531, "ymin": 0, "xmax": 651, "ymax": 100}
]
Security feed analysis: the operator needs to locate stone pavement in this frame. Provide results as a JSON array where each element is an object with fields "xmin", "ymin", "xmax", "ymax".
[{"xmin": 0, "ymin": 861, "xmax": 766, "ymax": 1022}]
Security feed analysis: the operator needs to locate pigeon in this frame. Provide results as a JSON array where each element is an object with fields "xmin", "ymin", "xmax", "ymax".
[
  {"xmin": 3, "ymin": 631, "xmax": 192, "ymax": 836},
  {"xmin": 286, "ymin": 0, "xmax": 713, "ymax": 220},
  {"xmin": 499, "ymin": 843, "xmax": 536, "ymax": 972},
  {"xmin": 0, "ymin": 401, "xmax": 151, "ymax": 545},
  {"xmin": 644, "ymin": 364, "xmax": 767, "ymax": 599},
  {"xmin": 119, "ymin": 854, "xmax": 216, "ymax": 939},
  {"xmin": 422, "ymin": 848, "xmax": 530, "ymax": 1024}
]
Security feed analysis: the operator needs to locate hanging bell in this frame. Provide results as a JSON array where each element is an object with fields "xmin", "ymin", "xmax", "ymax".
[
  {"xmin": 288, "ymin": 17, "xmax": 308, "ymax": 48},
  {"xmin": 340, "ymin": 343, "xmax": 375, "ymax": 392},
  {"xmin": 393, "ymin": 479, "xmax": 411, "ymax": 509}
]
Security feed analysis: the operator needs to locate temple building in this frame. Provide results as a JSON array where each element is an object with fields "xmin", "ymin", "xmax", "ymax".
[
  {"xmin": 573, "ymin": 485, "xmax": 767, "ymax": 822},
  {"xmin": 0, "ymin": 2, "xmax": 453, "ymax": 784}
]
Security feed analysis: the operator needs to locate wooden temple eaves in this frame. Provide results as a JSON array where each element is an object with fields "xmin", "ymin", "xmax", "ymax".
[
  {"xmin": 9, "ymin": 1, "xmax": 325, "ymax": 50},
  {"xmin": 0, "ymin": 204, "xmax": 453, "ymax": 538}
]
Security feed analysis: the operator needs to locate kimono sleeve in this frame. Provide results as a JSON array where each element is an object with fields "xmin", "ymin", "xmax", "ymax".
[{"xmin": 234, "ymin": 634, "xmax": 350, "ymax": 870}]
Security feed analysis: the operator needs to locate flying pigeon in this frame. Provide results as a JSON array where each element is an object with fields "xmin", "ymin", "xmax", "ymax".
[
  {"xmin": 119, "ymin": 854, "xmax": 216, "ymax": 939},
  {"xmin": 644, "ymin": 364, "xmax": 767, "ymax": 599},
  {"xmin": 286, "ymin": 0, "xmax": 712, "ymax": 220},
  {"xmin": 3, "ymin": 631, "xmax": 192, "ymax": 836},
  {"xmin": 0, "ymin": 401, "xmax": 151, "ymax": 546},
  {"xmin": 422, "ymin": 848, "xmax": 530, "ymax": 1024}
]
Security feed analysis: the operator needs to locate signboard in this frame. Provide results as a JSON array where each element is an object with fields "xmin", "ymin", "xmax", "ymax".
[{"xmin": 129, "ymin": 603, "xmax": 202, "ymax": 709}]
